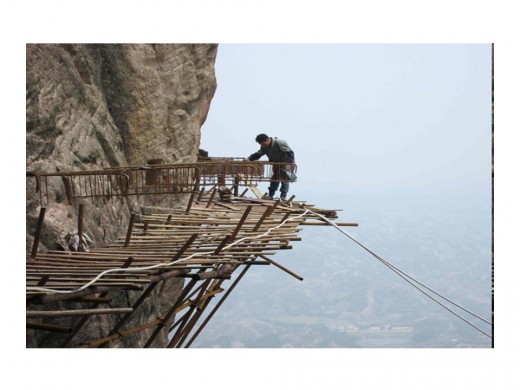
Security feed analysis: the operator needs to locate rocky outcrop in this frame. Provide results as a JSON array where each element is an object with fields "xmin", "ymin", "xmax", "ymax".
[
  {"xmin": 26, "ymin": 44, "xmax": 218, "ymax": 347},
  {"xmin": 26, "ymin": 43, "xmax": 217, "ymax": 250}
]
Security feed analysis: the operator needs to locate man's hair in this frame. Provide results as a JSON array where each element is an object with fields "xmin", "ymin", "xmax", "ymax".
[{"xmin": 255, "ymin": 133, "xmax": 269, "ymax": 143}]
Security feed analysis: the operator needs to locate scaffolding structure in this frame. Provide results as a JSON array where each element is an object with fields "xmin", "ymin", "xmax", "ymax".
[{"xmin": 26, "ymin": 161, "xmax": 355, "ymax": 348}]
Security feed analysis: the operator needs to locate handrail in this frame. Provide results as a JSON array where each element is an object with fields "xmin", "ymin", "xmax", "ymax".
[{"xmin": 26, "ymin": 159, "xmax": 297, "ymax": 205}]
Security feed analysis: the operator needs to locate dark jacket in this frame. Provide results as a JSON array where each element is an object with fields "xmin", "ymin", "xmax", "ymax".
[{"xmin": 248, "ymin": 137, "xmax": 295, "ymax": 163}]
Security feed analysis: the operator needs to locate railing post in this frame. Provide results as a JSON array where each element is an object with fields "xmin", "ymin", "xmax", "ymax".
[
  {"xmin": 31, "ymin": 207, "xmax": 46, "ymax": 259},
  {"xmin": 124, "ymin": 213, "xmax": 136, "ymax": 247},
  {"xmin": 77, "ymin": 203, "xmax": 85, "ymax": 251}
]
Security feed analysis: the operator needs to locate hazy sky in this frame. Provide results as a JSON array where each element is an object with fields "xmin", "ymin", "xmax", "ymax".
[{"xmin": 201, "ymin": 44, "xmax": 491, "ymax": 199}]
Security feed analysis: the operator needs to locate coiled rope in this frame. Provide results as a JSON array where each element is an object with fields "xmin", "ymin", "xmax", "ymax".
[{"xmin": 305, "ymin": 208, "xmax": 492, "ymax": 339}]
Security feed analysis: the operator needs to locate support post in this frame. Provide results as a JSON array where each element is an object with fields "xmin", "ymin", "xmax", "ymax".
[
  {"xmin": 78, "ymin": 203, "xmax": 85, "ymax": 251},
  {"xmin": 124, "ymin": 213, "xmax": 136, "ymax": 247},
  {"xmin": 31, "ymin": 207, "xmax": 46, "ymax": 259}
]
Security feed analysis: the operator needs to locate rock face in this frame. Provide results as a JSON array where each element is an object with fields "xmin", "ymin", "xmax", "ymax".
[
  {"xmin": 26, "ymin": 43, "xmax": 217, "ymax": 249},
  {"xmin": 26, "ymin": 44, "xmax": 218, "ymax": 347}
]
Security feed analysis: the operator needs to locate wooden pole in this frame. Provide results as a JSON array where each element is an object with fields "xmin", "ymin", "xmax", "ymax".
[
  {"xmin": 183, "ymin": 262, "xmax": 252, "ymax": 348},
  {"xmin": 60, "ymin": 257, "xmax": 134, "ymax": 347},
  {"xmin": 27, "ymin": 322, "xmax": 72, "ymax": 333},
  {"xmin": 206, "ymin": 187, "xmax": 217, "ymax": 208},
  {"xmin": 185, "ymin": 191, "xmax": 197, "ymax": 214},
  {"xmin": 230, "ymin": 205, "xmax": 252, "ymax": 240},
  {"xmin": 260, "ymin": 254, "xmax": 303, "ymax": 281},
  {"xmin": 31, "ymin": 207, "xmax": 46, "ymax": 259},
  {"xmin": 27, "ymin": 308, "xmax": 133, "ymax": 318},
  {"xmin": 78, "ymin": 203, "xmax": 85, "ymax": 251},
  {"xmin": 145, "ymin": 279, "xmax": 198, "ymax": 348},
  {"xmin": 124, "ymin": 213, "xmax": 136, "ymax": 247}
]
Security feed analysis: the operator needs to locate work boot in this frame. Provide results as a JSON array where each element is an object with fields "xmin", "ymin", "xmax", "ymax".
[{"xmin": 280, "ymin": 192, "xmax": 287, "ymax": 201}]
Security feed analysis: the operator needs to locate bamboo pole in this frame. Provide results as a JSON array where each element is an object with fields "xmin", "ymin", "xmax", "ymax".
[
  {"xmin": 26, "ymin": 322, "xmax": 72, "ymax": 333},
  {"xmin": 259, "ymin": 254, "xmax": 303, "ymax": 281}
]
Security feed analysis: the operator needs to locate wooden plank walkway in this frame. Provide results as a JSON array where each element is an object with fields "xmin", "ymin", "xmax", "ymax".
[{"xmin": 26, "ymin": 176, "xmax": 355, "ymax": 348}]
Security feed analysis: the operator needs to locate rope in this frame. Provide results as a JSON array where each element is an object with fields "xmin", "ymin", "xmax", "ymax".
[
  {"xmin": 26, "ymin": 209, "xmax": 311, "ymax": 295},
  {"xmin": 305, "ymin": 209, "xmax": 492, "ymax": 339}
]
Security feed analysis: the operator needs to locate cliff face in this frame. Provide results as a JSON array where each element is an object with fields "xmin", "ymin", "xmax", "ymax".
[
  {"xmin": 27, "ymin": 44, "xmax": 217, "ymax": 169},
  {"xmin": 26, "ymin": 44, "xmax": 218, "ymax": 347},
  {"xmin": 26, "ymin": 43, "xmax": 217, "ymax": 250}
]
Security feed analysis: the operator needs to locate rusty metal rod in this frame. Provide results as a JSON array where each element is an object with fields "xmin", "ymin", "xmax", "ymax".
[
  {"xmin": 170, "ymin": 281, "xmax": 216, "ymax": 348},
  {"xmin": 60, "ymin": 257, "xmax": 134, "ymax": 347},
  {"xmin": 80, "ymin": 318, "xmax": 163, "ymax": 348},
  {"xmin": 233, "ymin": 176, "xmax": 240, "ymax": 197},
  {"xmin": 27, "ymin": 308, "xmax": 133, "ymax": 318},
  {"xmin": 104, "ymin": 233, "xmax": 198, "ymax": 344},
  {"xmin": 31, "ymin": 207, "xmax": 46, "ymax": 259},
  {"xmin": 26, "ymin": 322, "xmax": 72, "ymax": 333},
  {"xmin": 78, "ymin": 203, "xmax": 85, "ymax": 251},
  {"xmin": 39, "ymin": 285, "xmax": 142, "ymax": 304},
  {"xmin": 183, "ymin": 262, "xmax": 254, "ymax": 348}
]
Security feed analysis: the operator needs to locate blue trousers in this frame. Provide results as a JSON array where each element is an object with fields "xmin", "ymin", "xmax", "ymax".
[{"xmin": 268, "ymin": 168, "xmax": 289, "ymax": 196}]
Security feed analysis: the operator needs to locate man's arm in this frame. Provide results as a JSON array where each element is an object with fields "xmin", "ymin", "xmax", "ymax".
[{"xmin": 247, "ymin": 148, "xmax": 265, "ymax": 161}]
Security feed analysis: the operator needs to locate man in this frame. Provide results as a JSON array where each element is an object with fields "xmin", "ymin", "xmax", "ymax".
[{"xmin": 247, "ymin": 133, "xmax": 295, "ymax": 200}]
